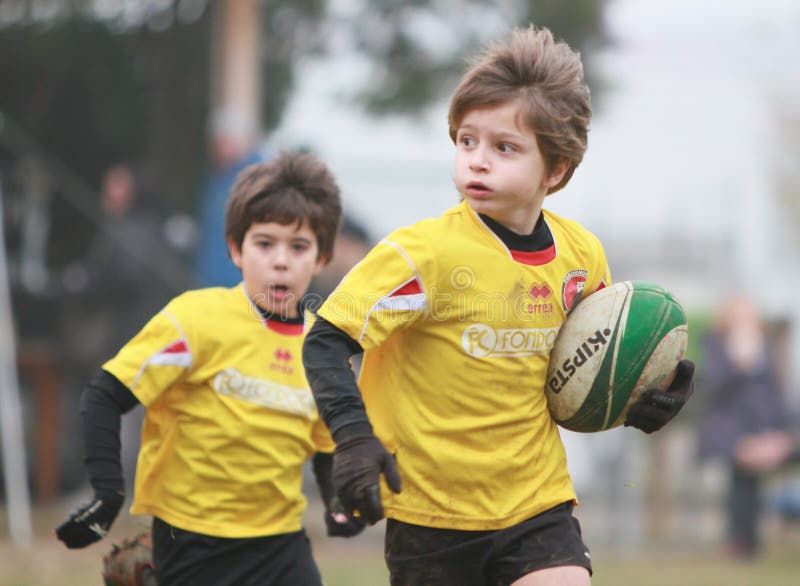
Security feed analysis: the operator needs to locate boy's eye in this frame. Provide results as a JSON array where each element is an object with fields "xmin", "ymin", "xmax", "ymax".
[
  {"xmin": 292, "ymin": 243, "xmax": 310, "ymax": 252},
  {"xmin": 498, "ymin": 143, "xmax": 516, "ymax": 153},
  {"xmin": 459, "ymin": 135, "xmax": 475, "ymax": 147},
  {"xmin": 255, "ymin": 240, "xmax": 273, "ymax": 248}
]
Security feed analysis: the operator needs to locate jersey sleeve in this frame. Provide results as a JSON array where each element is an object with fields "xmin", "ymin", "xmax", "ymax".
[
  {"xmin": 310, "ymin": 418, "xmax": 335, "ymax": 453},
  {"xmin": 102, "ymin": 297, "xmax": 194, "ymax": 406},
  {"xmin": 318, "ymin": 226, "xmax": 434, "ymax": 350},
  {"xmin": 585, "ymin": 233, "xmax": 612, "ymax": 295}
]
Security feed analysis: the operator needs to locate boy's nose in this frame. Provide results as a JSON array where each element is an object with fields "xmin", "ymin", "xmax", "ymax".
[
  {"xmin": 272, "ymin": 246, "xmax": 290, "ymax": 268},
  {"xmin": 469, "ymin": 148, "xmax": 489, "ymax": 171}
]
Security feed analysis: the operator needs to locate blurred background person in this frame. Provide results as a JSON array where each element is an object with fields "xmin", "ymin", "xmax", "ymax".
[
  {"xmin": 695, "ymin": 295, "xmax": 796, "ymax": 559},
  {"xmin": 60, "ymin": 162, "xmax": 190, "ymax": 492},
  {"xmin": 194, "ymin": 107, "xmax": 265, "ymax": 288},
  {"xmin": 61, "ymin": 162, "xmax": 188, "ymax": 366}
]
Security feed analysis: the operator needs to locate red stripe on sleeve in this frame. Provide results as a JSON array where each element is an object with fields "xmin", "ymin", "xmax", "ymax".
[
  {"xmin": 391, "ymin": 278, "xmax": 422, "ymax": 296},
  {"xmin": 162, "ymin": 340, "xmax": 188, "ymax": 354}
]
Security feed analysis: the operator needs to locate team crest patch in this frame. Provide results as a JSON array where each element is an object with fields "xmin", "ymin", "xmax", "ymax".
[{"xmin": 561, "ymin": 269, "xmax": 587, "ymax": 312}]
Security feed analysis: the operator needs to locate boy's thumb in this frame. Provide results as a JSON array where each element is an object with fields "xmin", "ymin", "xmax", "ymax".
[{"xmin": 383, "ymin": 456, "xmax": 402, "ymax": 494}]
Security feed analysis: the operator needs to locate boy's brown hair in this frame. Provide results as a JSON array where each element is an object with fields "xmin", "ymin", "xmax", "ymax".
[
  {"xmin": 225, "ymin": 151, "xmax": 342, "ymax": 261},
  {"xmin": 448, "ymin": 25, "xmax": 591, "ymax": 194}
]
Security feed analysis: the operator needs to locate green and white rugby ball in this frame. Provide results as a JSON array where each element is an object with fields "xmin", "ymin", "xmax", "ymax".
[{"xmin": 545, "ymin": 281, "xmax": 688, "ymax": 433}]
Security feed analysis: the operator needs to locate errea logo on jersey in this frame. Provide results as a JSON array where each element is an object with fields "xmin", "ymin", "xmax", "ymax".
[
  {"xmin": 270, "ymin": 348, "xmax": 294, "ymax": 375},
  {"xmin": 461, "ymin": 324, "xmax": 559, "ymax": 358}
]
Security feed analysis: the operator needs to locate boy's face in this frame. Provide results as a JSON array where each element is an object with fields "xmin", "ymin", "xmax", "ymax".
[
  {"xmin": 228, "ymin": 220, "xmax": 325, "ymax": 318},
  {"xmin": 453, "ymin": 99, "xmax": 566, "ymax": 234}
]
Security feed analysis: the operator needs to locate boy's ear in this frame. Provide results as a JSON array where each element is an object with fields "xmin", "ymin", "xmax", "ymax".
[
  {"xmin": 544, "ymin": 157, "xmax": 570, "ymax": 189},
  {"xmin": 227, "ymin": 237, "xmax": 243, "ymax": 269},
  {"xmin": 313, "ymin": 253, "xmax": 330, "ymax": 275}
]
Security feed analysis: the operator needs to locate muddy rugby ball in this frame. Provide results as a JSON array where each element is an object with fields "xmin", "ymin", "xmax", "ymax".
[{"xmin": 545, "ymin": 281, "xmax": 688, "ymax": 433}]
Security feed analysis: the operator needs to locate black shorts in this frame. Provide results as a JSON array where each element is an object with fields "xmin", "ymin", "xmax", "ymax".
[
  {"xmin": 385, "ymin": 502, "xmax": 591, "ymax": 586},
  {"xmin": 151, "ymin": 517, "xmax": 323, "ymax": 586}
]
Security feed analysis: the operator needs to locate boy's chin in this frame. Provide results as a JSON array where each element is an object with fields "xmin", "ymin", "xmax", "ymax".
[
  {"xmin": 467, "ymin": 200, "xmax": 502, "ymax": 221},
  {"xmin": 271, "ymin": 306, "xmax": 300, "ymax": 319},
  {"xmin": 464, "ymin": 197, "xmax": 493, "ymax": 214},
  {"xmin": 250, "ymin": 292, "xmax": 300, "ymax": 318}
]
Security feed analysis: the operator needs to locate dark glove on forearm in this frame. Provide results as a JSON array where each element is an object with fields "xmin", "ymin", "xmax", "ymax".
[
  {"xmin": 625, "ymin": 359, "xmax": 695, "ymax": 434},
  {"xmin": 55, "ymin": 490, "xmax": 124, "ymax": 549},
  {"xmin": 333, "ymin": 423, "xmax": 402, "ymax": 525}
]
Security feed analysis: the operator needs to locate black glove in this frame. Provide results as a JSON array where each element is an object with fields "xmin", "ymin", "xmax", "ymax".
[
  {"xmin": 332, "ymin": 425, "xmax": 402, "ymax": 525},
  {"xmin": 324, "ymin": 496, "xmax": 368, "ymax": 537},
  {"xmin": 55, "ymin": 491, "xmax": 124, "ymax": 549},
  {"xmin": 625, "ymin": 359, "xmax": 695, "ymax": 434}
]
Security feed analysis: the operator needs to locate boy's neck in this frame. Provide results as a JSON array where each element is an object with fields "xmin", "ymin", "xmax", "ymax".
[
  {"xmin": 480, "ymin": 212, "xmax": 552, "ymax": 252},
  {"xmin": 468, "ymin": 199, "xmax": 545, "ymax": 234},
  {"xmin": 253, "ymin": 302, "xmax": 305, "ymax": 325},
  {"xmin": 253, "ymin": 300, "xmax": 306, "ymax": 336}
]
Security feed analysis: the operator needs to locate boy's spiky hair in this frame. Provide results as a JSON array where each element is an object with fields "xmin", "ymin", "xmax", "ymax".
[
  {"xmin": 225, "ymin": 151, "xmax": 342, "ymax": 261},
  {"xmin": 448, "ymin": 25, "xmax": 592, "ymax": 193}
]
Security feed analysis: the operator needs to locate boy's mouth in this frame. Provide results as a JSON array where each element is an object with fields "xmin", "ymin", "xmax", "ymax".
[
  {"xmin": 269, "ymin": 284, "xmax": 292, "ymax": 300},
  {"xmin": 466, "ymin": 181, "xmax": 492, "ymax": 196}
]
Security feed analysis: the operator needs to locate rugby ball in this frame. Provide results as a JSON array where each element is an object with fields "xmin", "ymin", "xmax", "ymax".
[{"xmin": 545, "ymin": 281, "xmax": 687, "ymax": 433}]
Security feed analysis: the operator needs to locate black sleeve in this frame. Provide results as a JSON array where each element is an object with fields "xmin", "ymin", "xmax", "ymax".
[
  {"xmin": 303, "ymin": 317, "xmax": 372, "ymax": 440},
  {"xmin": 79, "ymin": 369, "xmax": 141, "ymax": 496}
]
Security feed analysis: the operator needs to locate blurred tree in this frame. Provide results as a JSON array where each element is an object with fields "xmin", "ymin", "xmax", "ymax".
[
  {"xmin": 0, "ymin": 0, "xmax": 328, "ymax": 213},
  {"xmin": 0, "ymin": 0, "xmax": 609, "ymax": 213},
  {"xmin": 0, "ymin": 18, "xmax": 147, "ymax": 197},
  {"xmin": 0, "ymin": 5, "xmax": 209, "ymax": 214},
  {"xmin": 260, "ymin": 0, "xmax": 327, "ymax": 131},
  {"xmin": 348, "ymin": 0, "xmax": 610, "ymax": 115},
  {"xmin": 0, "ymin": 17, "xmax": 152, "ymax": 267}
]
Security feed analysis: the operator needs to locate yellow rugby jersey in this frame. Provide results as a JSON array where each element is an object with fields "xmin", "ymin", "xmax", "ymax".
[
  {"xmin": 103, "ymin": 285, "xmax": 333, "ymax": 538},
  {"xmin": 319, "ymin": 201, "xmax": 610, "ymax": 530}
]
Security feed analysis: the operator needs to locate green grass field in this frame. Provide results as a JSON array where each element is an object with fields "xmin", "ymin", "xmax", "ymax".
[
  {"xmin": 3, "ymin": 502, "xmax": 798, "ymax": 585},
  {"xmin": 319, "ymin": 544, "xmax": 800, "ymax": 586},
  {"xmin": 2, "ymin": 537, "xmax": 799, "ymax": 585},
  {"xmin": 4, "ymin": 541, "xmax": 795, "ymax": 586}
]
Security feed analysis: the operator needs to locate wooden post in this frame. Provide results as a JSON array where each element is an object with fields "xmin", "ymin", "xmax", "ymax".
[{"xmin": 209, "ymin": 0, "xmax": 262, "ymax": 135}]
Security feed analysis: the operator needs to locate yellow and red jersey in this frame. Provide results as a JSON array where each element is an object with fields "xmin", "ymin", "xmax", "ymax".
[
  {"xmin": 104, "ymin": 284, "xmax": 333, "ymax": 538},
  {"xmin": 319, "ymin": 201, "xmax": 610, "ymax": 530}
]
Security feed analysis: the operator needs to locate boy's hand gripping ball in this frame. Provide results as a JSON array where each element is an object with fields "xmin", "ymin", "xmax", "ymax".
[{"xmin": 546, "ymin": 281, "xmax": 689, "ymax": 433}]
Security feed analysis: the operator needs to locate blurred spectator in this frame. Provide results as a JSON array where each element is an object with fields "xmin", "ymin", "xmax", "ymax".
[
  {"xmin": 60, "ymin": 162, "xmax": 189, "ymax": 491},
  {"xmin": 61, "ymin": 163, "xmax": 187, "ymax": 352},
  {"xmin": 696, "ymin": 296, "xmax": 796, "ymax": 559},
  {"xmin": 195, "ymin": 108, "xmax": 264, "ymax": 287}
]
